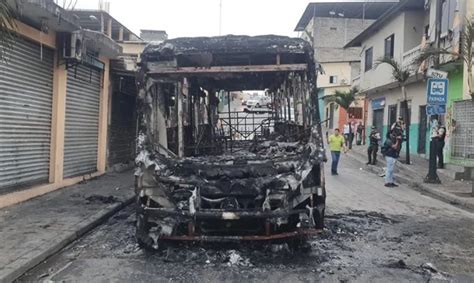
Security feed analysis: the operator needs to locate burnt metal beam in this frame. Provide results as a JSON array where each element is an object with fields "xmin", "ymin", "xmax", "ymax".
[
  {"xmin": 160, "ymin": 229, "xmax": 323, "ymax": 242},
  {"xmin": 147, "ymin": 64, "xmax": 308, "ymax": 75}
]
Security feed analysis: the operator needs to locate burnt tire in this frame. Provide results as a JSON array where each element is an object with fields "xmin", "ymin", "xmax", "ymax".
[
  {"xmin": 136, "ymin": 212, "xmax": 155, "ymax": 250},
  {"xmin": 313, "ymin": 204, "xmax": 325, "ymax": 230}
]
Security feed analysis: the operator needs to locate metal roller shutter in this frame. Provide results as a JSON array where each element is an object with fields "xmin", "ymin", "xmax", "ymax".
[
  {"xmin": 0, "ymin": 37, "xmax": 54, "ymax": 193},
  {"xmin": 63, "ymin": 64, "xmax": 101, "ymax": 178}
]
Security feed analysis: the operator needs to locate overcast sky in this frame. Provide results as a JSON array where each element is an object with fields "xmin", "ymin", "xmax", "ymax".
[{"xmin": 70, "ymin": 0, "xmax": 382, "ymax": 39}]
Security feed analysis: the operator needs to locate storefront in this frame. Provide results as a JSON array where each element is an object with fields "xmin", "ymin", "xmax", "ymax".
[{"xmin": 0, "ymin": 36, "xmax": 54, "ymax": 193}]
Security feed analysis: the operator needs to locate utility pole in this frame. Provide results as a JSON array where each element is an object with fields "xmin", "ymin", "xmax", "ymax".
[
  {"xmin": 219, "ymin": 0, "xmax": 223, "ymax": 36},
  {"xmin": 424, "ymin": 0, "xmax": 443, "ymax": 184},
  {"xmin": 362, "ymin": 1, "xmax": 366, "ymax": 27}
]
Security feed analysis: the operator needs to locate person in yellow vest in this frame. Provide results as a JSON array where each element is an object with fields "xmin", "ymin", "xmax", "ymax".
[{"xmin": 328, "ymin": 128, "xmax": 347, "ymax": 175}]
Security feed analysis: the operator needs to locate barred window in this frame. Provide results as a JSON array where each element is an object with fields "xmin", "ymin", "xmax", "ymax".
[{"xmin": 348, "ymin": 107, "xmax": 363, "ymax": 119}]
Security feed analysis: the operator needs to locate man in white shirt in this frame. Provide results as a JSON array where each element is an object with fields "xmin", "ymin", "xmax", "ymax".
[{"xmin": 343, "ymin": 122, "xmax": 354, "ymax": 149}]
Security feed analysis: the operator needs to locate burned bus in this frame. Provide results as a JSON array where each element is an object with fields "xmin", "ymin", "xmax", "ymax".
[{"xmin": 135, "ymin": 35, "xmax": 326, "ymax": 249}]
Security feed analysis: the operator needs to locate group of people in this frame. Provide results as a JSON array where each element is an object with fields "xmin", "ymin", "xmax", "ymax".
[
  {"xmin": 342, "ymin": 121, "xmax": 364, "ymax": 149},
  {"xmin": 327, "ymin": 116, "xmax": 446, "ymax": 187}
]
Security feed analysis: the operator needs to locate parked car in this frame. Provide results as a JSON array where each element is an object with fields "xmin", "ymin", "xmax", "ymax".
[{"xmin": 245, "ymin": 96, "xmax": 272, "ymax": 108}]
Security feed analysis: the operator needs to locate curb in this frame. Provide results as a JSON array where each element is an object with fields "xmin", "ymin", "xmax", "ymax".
[
  {"xmin": 0, "ymin": 196, "xmax": 135, "ymax": 283},
  {"xmin": 346, "ymin": 152, "xmax": 474, "ymax": 213}
]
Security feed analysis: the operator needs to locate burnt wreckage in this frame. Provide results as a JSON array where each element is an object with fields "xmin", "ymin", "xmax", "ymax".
[{"xmin": 135, "ymin": 35, "xmax": 326, "ymax": 248}]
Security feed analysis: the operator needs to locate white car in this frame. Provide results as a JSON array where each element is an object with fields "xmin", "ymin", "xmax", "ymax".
[{"xmin": 245, "ymin": 96, "xmax": 272, "ymax": 108}]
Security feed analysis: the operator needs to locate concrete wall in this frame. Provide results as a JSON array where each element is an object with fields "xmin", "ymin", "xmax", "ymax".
[
  {"xmin": 119, "ymin": 42, "xmax": 146, "ymax": 55},
  {"xmin": 350, "ymin": 62, "xmax": 361, "ymax": 82},
  {"xmin": 313, "ymin": 17, "xmax": 374, "ymax": 63},
  {"xmin": 318, "ymin": 62, "xmax": 352, "ymax": 89},
  {"xmin": 403, "ymin": 10, "xmax": 425, "ymax": 53},
  {"xmin": 360, "ymin": 13, "xmax": 405, "ymax": 92},
  {"xmin": 359, "ymin": 11, "xmax": 425, "ymax": 92}
]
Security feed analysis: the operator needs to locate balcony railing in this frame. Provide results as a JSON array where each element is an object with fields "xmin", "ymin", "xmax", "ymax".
[{"xmin": 402, "ymin": 45, "xmax": 421, "ymax": 73}]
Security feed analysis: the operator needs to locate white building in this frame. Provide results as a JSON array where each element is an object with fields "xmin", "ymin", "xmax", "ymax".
[{"xmin": 345, "ymin": 0, "xmax": 470, "ymax": 163}]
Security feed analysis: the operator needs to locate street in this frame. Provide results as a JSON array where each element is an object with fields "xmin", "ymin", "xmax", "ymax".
[{"xmin": 18, "ymin": 157, "xmax": 474, "ymax": 282}]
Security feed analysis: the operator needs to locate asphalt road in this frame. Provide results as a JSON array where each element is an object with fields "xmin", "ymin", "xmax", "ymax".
[{"xmin": 19, "ymin": 156, "xmax": 474, "ymax": 282}]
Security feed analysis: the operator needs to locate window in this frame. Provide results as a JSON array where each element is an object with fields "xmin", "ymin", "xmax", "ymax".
[
  {"xmin": 365, "ymin": 47, "xmax": 373, "ymax": 72},
  {"xmin": 384, "ymin": 34, "xmax": 394, "ymax": 58},
  {"xmin": 348, "ymin": 107, "xmax": 363, "ymax": 119},
  {"xmin": 441, "ymin": 0, "xmax": 457, "ymax": 37},
  {"xmin": 388, "ymin": 104, "xmax": 397, "ymax": 127},
  {"xmin": 329, "ymin": 76, "xmax": 338, "ymax": 84}
]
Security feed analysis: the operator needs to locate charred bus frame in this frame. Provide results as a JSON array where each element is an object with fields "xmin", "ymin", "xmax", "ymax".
[{"xmin": 135, "ymin": 35, "xmax": 326, "ymax": 248}]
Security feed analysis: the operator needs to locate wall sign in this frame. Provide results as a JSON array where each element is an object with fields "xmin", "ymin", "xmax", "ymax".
[
  {"xmin": 371, "ymin": 97, "xmax": 386, "ymax": 110},
  {"xmin": 427, "ymin": 78, "xmax": 449, "ymax": 104}
]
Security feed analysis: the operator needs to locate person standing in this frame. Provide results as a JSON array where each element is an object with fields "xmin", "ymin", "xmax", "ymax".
[
  {"xmin": 356, "ymin": 122, "xmax": 364, "ymax": 145},
  {"xmin": 343, "ymin": 123, "xmax": 351, "ymax": 148},
  {"xmin": 431, "ymin": 119, "xmax": 446, "ymax": 169},
  {"xmin": 328, "ymin": 128, "xmax": 347, "ymax": 175},
  {"xmin": 435, "ymin": 121, "xmax": 446, "ymax": 169},
  {"xmin": 382, "ymin": 133, "xmax": 401, "ymax": 187},
  {"xmin": 348, "ymin": 121, "xmax": 355, "ymax": 149},
  {"xmin": 391, "ymin": 116, "xmax": 405, "ymax": 151},
  {"xmin": 367, "ymin": 126, "xmax": 381, "ymax": 165}
]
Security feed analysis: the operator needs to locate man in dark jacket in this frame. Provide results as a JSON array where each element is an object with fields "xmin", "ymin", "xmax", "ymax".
[
  {"xmin": 434, "ymin": 121, "xmax": 446, "ymax": 169},
  {"xmin": 391, "ymin": 116, "xmax": 405, "ymax": 152},
  {"xmin": 367, "ymin": 126, "xmax": 381, "ymax": 165},
  {"xmin": 382, "ymin": 133, "xmax": 400, "ymax": 187}
]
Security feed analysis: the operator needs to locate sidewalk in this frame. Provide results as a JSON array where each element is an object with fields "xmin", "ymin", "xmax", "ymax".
[
  {"xmin": 345, "ymin": 144, "xmax": 474, "ymax": 212},
  {"xmin": 0, "ymin": 171, "xmax": 135, "ymax": 283}
]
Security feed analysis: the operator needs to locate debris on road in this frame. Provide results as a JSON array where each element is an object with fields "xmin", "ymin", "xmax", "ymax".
[
  {"xmin": 421, "ymin": 262, "xmax": 438, "ymax": 273},
  {"xmin": 85, "ymin": 195, "xmax": 119, "ymax": 204}
]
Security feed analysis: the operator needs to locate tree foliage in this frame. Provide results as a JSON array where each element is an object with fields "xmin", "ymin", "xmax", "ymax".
[
  {"xmin": 0, "ymin": 0, "xmax": 17, "ymax": 60},
  {"xmin": 330, "ymin": 87, "xmax": 358, "ymax": 111}
]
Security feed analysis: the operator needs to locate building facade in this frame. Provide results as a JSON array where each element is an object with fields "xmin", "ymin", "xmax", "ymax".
[
  {"xmin": 346, "ymin": 0, "xmax": 472, "ymax": 166},
  {"xmin": 0, "ymin": 1, "xmax": 153, "ymax": 208},
  {"xmin": 294, "ymin": 2, "xmax": 397, "ymax": 132}
]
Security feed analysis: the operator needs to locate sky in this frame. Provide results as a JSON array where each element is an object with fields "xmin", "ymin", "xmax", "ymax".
[{"xmin": 67, "ymin": 0, "xmax": 382, "ymax": 39}]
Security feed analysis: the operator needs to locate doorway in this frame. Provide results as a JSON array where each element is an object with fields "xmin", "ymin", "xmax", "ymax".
[
  {"xmin": 388, "ymin": 104, "xmax": 397, "ymax": 128},
  {"xmin": 418, "ymin": 105, "xmax": 427, "ymax": 154},
  {"xmin": 373, "ymin": 109, "xmax": 384, "ymax": 138}
]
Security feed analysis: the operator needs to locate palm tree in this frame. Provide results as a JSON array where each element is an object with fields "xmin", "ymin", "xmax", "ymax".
[
  {"xmin": 415, "ymin": 17, "xmax": 474, "ymax": 98},
  {"xmin": 376, "ymin": 57, "xmax": 412, "ymax": 164},
  {"xmin": 0, "ymin": 0, "xmax": 17, "ymax": 60},
  {"xmin": 331, "ymin": 87, "xmax": 358, "ymax": 112},
  {"xmin": 328, "ymin": 87, "xmax": 358, "ymax": 147}
]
